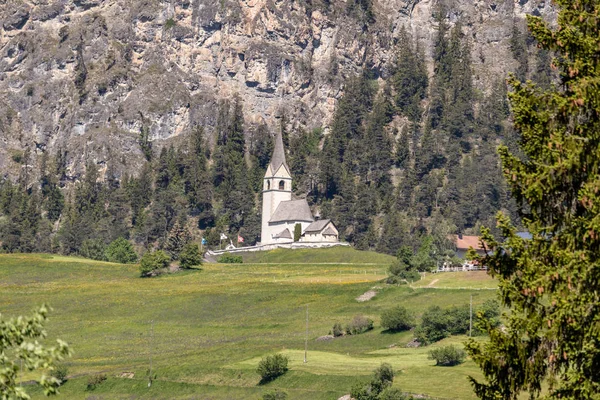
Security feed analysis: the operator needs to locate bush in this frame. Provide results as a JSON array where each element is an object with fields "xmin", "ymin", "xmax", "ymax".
[
  {"xmin": 105, "ymin": 237, "xmax": 138, "ymax": 264},
  {"xmin": 179, "ymin": 243, "xmax": 202, "ymax": 269},
  {"xmin": 415, "ymin": 305, "xmax": 471, "ymax": 345},
  {"xmin": 332, "ymin": 322, "xmax": 344, "ymax": 337},
  {"xmin": 217, "ymin": 252, "xmax": 243, "ymax": 263},
  {"xmin": 473, "ymin": 299, "xmax": 501, "ymax": 335},
  {"xmin": 257, "ymin": 354, "xmax": 288, "ymax": 383},
  {"xmin": 86, "ymin": 373, "xmax": 107, "ymax": 391},
  {"xmin": 350, "ymin": 363, "xmax": 395, "ymax": 400},
  {"xmin": 379, "ymin": 388, "xmax": 408, "ymax": 400},
  {"xmin": 262, "ymin": 389, "xmax": 288, "ymax": 400},
  {"xmin": 387, "ymin": 259, "xmax": 420, "ymax": 283},
  {"xmin": 428, "ymin": 345, "xmax": 466, "ymax": 366},
  {"xmin": 381, "ymin": 306, "xmax": 415, "ymax": 332},
  {"xmin": 139, "ymin": 250, "xmax": 170, "ymax": 277},
  {"xmin": 80, "ymin": 239, "xmax": 107, "ymax": 261},
  {"xmin": 345, "ymin": 315, "xmax": 374, "ymax": 335},
  {"xmin": 50, "ymin": 364, "xmax": 69, "ymax": 385}
]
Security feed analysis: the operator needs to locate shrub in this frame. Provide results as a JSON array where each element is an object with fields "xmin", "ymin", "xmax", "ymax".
[
  {"xmin": 262, "ymin": 389, "xmax": 288, "ymax": 400},
  {"xmin": 217, "ymin": 252, "xmax": 243, "ymax": 263},
  {"xmin": 50, "ymin": 364, "xmax": 69, "ymax": 385},
  {"xmin": 473, "ymin": 299, "xmax": 501, "ymax": 335},
  {"xmin": 105, "ymin": 237, "xmax": 137, "ymax": 264},
  {"xmin": 86, "ymin": 373, "xmax": 107, "ymax": 391},
  {"xmin": 350, "ymin": 363, "xmax": 395, "ymax": 400},
  {"xmin": 381, "ymin": 306, "xmax": 415, "ymax": 332},
  {"xmin": 332, "ymin": 322, "xmax": 344, "ymax": 337},
  {"xmin": 257, "ymin": 354, "xmax": 288, "ymax": 383},
  {"xmin": 139, "ymin": 250, "xmax": 170, "ymax": 277},
  {"xmin": 179, "ymin": 243, "xmax": 202, "ymax": 269},
  {"xmin": 293, "ymin": 223, "xmax": 302, "ymax": 242},
  {"xmin": 415, "ymin": 305, "xmax": 471, "ymax": 345},
  {"xmin": 379, "ymin": 388, "xmax": 408, "ymax": 400},
  {"xmin": 80, "ymin": 239, "xmax": 107, "ymax": 261},
  {"xmin": 345, "ymin": 315, "xmax": 374, "ymax": 335},
  {"xmin": 428, "ymin": 345, "xmax": 466, "ymax": 366}
]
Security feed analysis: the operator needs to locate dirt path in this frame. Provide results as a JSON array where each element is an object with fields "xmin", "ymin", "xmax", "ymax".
[{"xmin": 427, "ymin": 279, "xmax": 439, "ymax": 287}]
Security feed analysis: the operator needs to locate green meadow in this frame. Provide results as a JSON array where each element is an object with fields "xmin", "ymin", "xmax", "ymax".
[{"xmin": 0, "ymin": 251, "xmax": 497, "ymax": 399}]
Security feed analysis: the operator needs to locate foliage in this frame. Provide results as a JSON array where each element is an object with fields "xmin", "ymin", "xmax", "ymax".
[
  {"xmin": 429, "ymin": 345, "xmax": 466, "ymax": 366},
  {"xmin": 256, "ymin": 354, "xmax": 289, "ymax": 383},
  {"xmin": 138, "ymin": 125, "xmax": 152, "ymax": 161},
  {"xmin": 262, "ymin": 389, "xmax": 288, "ymax": 400},
  {"xmin": 465, "ymin": 1, "xmax": 600, "ymax": 399},
  {"xmin": 350, "ymin": 363, "xmax": 396, "ymax": 400},
  {"xmin": 293, "ymin": 223, "xmax": 302, "ymax": 242},
  {"xmin": 345, "ymin": 315, "xmax": 374, "ymax": 335},
  {"xmin": 49, "ymin": 364, "xmax": 69, "ymax": 385},
  {"xmin": 80, "ymin": 239, "xmax": 107, "ymax": 261},
  {"xmin": 332, "ymin": 322, "xmax": 344, "ymax": 337},
  {"xmin": 179, "ymin": 243, "xmax": 202, "ymax": 269},
  {"xmin": 0, "ymin": 305, "xmax": 72, "ymax": 399},
  {"xmin": 217, "ymin": 252, "xmax": 243, "ymax": 263},
  {"xmin": 139, "ymin": 250, "xmax": 170, "ymax": 277},
  {"xmin": 165, "ymin": 220, "xmax": 191, "ymax": 260},
  {"xmin": 380, "ymin": 306, "xmax": 415, "ymax": 332},
  {"xmin": 164, "ymin": 18, "xmax": 176, "ymax": 29},
  {"xmin": 415, "ymin": 305, "xmax": 469, "ymax": 345},
  {"xmin": 85, "ymin": 373, "xmax": 107, "ymax": 391},
  {"xmin": 105, "ymin": 237, "xmax": 138, "ymax": 264}
]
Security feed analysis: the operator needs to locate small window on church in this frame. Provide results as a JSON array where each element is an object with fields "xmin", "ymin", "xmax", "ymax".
[
  {"xmin": 279, "ymin": 180, "xmax": 285, "ymax": 190},
  {"xmin": 267, "ymin": 181, "xmax": 270, "ymax": 190}
]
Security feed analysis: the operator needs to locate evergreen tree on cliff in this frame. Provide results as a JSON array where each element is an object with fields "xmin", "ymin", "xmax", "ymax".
[{"xmin": 466, "ymin": 1, "xmax": 600, "ymax": 398}]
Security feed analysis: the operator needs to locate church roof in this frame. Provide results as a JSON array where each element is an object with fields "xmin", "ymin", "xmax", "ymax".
[
  {"xmin": 269, "ymin": 130, "xmax": 289, "ymax": 174},
  {"xmin": 322, "ymin": 227, "xmax": 337, "ymax": 236},
  {"xmin": 269, "ymin": 199, "xmax": 314, "ymax": 223},
  {"xmin": 304, "ymin": 219, "xmax": 333, "ymax": 233},
  {"xmin": 273, "ymin": 228, "xmax": 292, "ymax": 239}
]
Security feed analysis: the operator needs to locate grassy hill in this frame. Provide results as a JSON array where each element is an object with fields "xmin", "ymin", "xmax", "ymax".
[
  {"xmin": 0, "ymin": 252, "xmax": 497, "ymax": 399},
  {"xmin": 239, "ymin": 246, "xmax": 396, "ymax": 264}
]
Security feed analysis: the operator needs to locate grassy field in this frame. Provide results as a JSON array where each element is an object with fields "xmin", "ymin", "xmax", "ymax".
[
  {"xmin": 411, "ymin": 271, "xmax": 497, "ymax": 290},
  {"xmin": 0, "ymin": 251, "xmax": 497, "ymax": 399},
  {"xmin": 240, "ymin": 247, "xmax": 395, "ymax": 265}
]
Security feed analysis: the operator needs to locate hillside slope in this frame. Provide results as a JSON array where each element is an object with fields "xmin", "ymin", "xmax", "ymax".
[{"xmin": 1, "ymin": 0, "xmax": 554, "ymax": 178}]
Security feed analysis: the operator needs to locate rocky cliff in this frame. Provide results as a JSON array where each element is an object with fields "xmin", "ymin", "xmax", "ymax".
[{"xmin": 0, "ymin": 0, "xmax": 554, "ymax": 180}]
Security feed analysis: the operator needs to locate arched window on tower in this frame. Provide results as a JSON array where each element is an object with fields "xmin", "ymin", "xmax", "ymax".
[
  {"xmin": 267, "ymin": 180, "xmax": 270, "ymax": 190},
  {"xmin": 279, "ymin": 180, "xmax": 285, "ymax": 190}
]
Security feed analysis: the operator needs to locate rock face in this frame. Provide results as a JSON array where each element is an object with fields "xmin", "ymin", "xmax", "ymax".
[{"xmin": 0, "ymin": 0, "xmax": 554, "ymax": 180}]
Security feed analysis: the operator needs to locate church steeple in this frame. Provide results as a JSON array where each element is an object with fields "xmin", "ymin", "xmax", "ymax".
[{"xmin": 268, "ymin": 130, "xmax": 288, "ymax": 176}]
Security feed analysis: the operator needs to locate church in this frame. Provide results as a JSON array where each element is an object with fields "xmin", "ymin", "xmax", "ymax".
[{"xmin": 260, "ymin": 131, "xmax": 339, "ymax": 245}]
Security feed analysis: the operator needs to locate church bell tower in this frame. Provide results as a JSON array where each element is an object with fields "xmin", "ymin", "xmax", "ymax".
[{"xmin": 261, "ymin": 131, "xmax": 292, "ymax": 244}]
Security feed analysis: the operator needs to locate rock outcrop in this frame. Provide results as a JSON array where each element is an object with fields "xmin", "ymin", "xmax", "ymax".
[{"xmin": 0, "ymin": 0, "xmax": 554, "ymax": 180}]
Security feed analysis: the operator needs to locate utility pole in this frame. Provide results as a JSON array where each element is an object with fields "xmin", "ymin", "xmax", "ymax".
[
  {"xmin": 304, "ymin": 305, "xmax": 308, "ymax": 363},
  {"xmin": 469, "ymin": 295, "xmax": 473, "ymax": 337},
  {"xmin": 148, "ymin": 320, "xmax": 154, "ymax": 387}
]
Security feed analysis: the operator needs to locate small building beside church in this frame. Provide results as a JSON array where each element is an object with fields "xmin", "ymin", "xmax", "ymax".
[{"xmin": 261, "ymin": 131, "xmax": 339, "ymax": 245}]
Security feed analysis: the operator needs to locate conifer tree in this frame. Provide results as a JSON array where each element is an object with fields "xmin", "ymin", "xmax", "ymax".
[{"xmin": 466, "ymin": 2, "xmax": 600, "ymax": 398}]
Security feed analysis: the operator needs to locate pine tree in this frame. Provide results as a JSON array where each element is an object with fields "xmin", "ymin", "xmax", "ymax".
[
  {"xmin": 392, "ymin": 26, "xmax": 428, "ymax": 122},
  {"xmin": 466, "ymin": 2, "xmax": 600, "ymax": 398},
  {"xmin": 165, "ymin": 220, "xmax": 191, "ymax": 260},
  {"xmin": 184, "ymin": 126, "xmax": 214, "ymax": 229}
]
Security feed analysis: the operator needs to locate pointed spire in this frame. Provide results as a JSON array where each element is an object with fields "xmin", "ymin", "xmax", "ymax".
[{"xmin": 269, "ymin": 130, "xmax": 288, "ymax": 174}]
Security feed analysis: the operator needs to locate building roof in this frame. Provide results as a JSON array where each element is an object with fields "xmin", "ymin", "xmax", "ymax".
[
  {"xmin": 322, "ymin": 227, "xmax": 337, "ymax": 236},
  {"xmin": 304, "ymin": 219, "xmax": 333, "ymax": 233},
  {"xmin": 454, "ymin": 235, "xmax": 484, "ymax": 251},
  {"xmin": 273, "ymin": 228, "xmax": 292, "ymax": 239},
  {"xmin": 269, "ymin": 130, "xmax": 289, "ymax": 174},
  {"xmin": 269, "ymin": 199, "xmax": 314, "ymax": 223}
]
